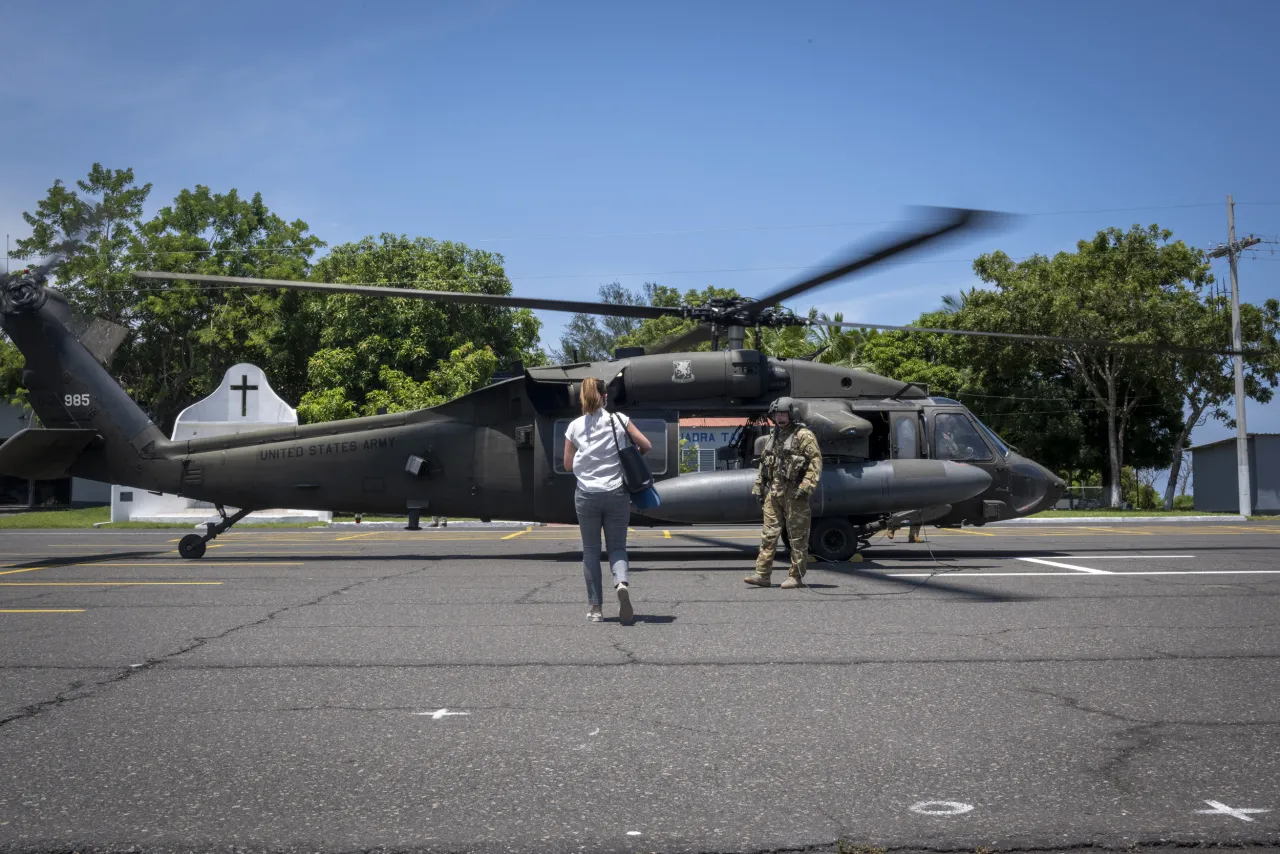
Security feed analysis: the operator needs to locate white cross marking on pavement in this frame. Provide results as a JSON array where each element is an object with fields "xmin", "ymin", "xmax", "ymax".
[
  {"xmin": 1196, "ymin": 800, "xmax": 1271, "ymax": 822},
  {"xmin": 414, "ymin": 708, "xmax": 471, "ymax": 719}
]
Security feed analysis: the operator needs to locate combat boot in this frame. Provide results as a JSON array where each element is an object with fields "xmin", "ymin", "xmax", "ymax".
[
  {"xmin": 743, "ymin": 574, "xmax": 772, "ymax": 588},
  {"xmin": 780, "ymin": 576, "xmax": 805, "ymax": 589}
]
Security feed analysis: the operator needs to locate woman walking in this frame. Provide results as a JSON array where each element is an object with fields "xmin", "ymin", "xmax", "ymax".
[{"xmin": 563, "ymin": 377, "xmax": 652, "ymax": 624}]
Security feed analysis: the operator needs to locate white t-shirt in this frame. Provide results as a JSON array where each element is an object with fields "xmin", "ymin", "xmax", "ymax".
[{"xmin": 566, "ymin": 410, "xmax": 632, "ymax": 493}]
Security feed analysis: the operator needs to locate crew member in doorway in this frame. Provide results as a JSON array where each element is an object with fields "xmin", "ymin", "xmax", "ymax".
[{"xmin": 746, "ymin": 397, "xmax": 822, "ymax": 589}]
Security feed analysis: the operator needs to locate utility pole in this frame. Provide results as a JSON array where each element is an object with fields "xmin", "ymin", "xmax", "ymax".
[{"xmin": 1207, "ymin": 194, "xmax": 1260, "ymax": 517}]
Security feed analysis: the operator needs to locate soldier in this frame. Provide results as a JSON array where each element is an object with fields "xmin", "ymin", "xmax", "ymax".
[{"xmin": 745, "ymin": 397, "xmax": 822, "ymax": 589}]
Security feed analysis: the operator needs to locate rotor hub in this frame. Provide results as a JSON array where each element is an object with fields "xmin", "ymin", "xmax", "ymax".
[{"xmin": 0, "ymin": 271, "xmax": 49, "ymax": 316}]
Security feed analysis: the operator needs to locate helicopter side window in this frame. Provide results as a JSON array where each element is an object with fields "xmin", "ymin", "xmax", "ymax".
[
  {"xmin": 553, "ymin": 418, "xmax": 668, "ymax": 475},
  {"xmin": 891, "ymin": 414, "xmax": 920, "ymax": 459},
  {"xmin": 866, "ymin": 413, "xmax": 892, "ymax": 461},
  {"xmin": 933, "ymin": 412, "xmax": 993, "ymax": 462}
]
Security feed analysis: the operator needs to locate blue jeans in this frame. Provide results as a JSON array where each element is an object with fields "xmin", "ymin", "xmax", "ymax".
[{"xmin": 575, "ymin": 486, "xmax": 631, "ymax": 606}]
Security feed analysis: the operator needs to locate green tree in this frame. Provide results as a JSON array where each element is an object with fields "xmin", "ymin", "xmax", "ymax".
[
  {"xmin": 9, "ymin": 168, "xmax": 326, "ymax": 433},
  {"xmin": 615, "ymin": 284, "xmax": 741, "ymax": 353},
  {"xmin": 363, "ymin": 344, "xmax": 499, "ymax": 415},
  {"xmin": 12, "ymin": 163, "xmax": 152, "ymax": 325},
  {"xmin": 806, "ymin": 312, "xmax": 871, "ymax": 368},
  {"xmin": 1, "ymin": 337, "xmax": 26, "ymax": 407},
  {"xmin": 297, "ymin": 234, "xmax": 540, "ymax": 419},
  {"xmin": 553, "ymin": 281, "xmax": 649, "ymax": 363},
  {"xmin": 940, "ymin": 287, "xmax": 980, "ymax": 315},
  {"xmin": 127, "ymin": 185, "xmax": 327, "ymax": 428},
  {"xmin": 969, "ymin": 225, "xmax": 1205, "ymax": 506}
]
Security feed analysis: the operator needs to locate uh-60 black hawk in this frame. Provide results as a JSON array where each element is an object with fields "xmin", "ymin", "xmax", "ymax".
[{"xmin": 3, "ymin": 208, "xmax": 1097, "ymax": 561}]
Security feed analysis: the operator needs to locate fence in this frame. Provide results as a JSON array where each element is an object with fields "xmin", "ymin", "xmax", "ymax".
[
  {"xmin": 680, "ymin": 446, "xmax": 719, "ymax": 473},
  {"xmin": 1055, "ymin": 486, "xmax": 1106, "ymax": 510}
]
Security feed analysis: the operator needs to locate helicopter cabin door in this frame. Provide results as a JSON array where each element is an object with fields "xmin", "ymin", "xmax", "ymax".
[{"xmin": 890, "ymin": 412, "xmax": 921, "ymax": 459}]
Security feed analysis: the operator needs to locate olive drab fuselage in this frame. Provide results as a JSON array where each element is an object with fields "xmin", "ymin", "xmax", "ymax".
[{"xmin": 0, "ymin": 278, "xmax": 1066, "ymax": 530}]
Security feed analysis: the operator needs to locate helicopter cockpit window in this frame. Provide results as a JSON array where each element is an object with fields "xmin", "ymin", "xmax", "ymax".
[
  {"xmin": 933, "ymin": 412, "xmax": 993, "ymax": 462},
  {"xmin": 553, "ymin": 417, "xmax": 668, "ymax": 475},
  {"xmin": 973, "ymin": 419, "xmax": 1010, "ymax": 458}
]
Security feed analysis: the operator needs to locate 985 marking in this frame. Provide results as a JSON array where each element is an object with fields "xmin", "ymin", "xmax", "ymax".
[{"xmin": 64, "ymin": 393, "xmax": 91, "ymax": 407}]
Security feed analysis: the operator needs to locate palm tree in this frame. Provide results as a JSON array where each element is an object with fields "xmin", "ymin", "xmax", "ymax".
[
  {"xmin": 940, "ymin": 287, "xmax": 979, "ymax": 314},
  {"xmin": 806, "ymin": 312, "xmax": 873, "ymax": 369}
]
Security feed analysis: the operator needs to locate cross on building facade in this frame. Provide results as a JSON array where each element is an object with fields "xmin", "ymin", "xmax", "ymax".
[{"xmin": 229, "ymin": 374, "xmax": 259, "ymax": 418}]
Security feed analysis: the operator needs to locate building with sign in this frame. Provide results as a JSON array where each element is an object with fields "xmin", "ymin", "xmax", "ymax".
[
  {"xmin": 110, "ymin": 364, "xmax": 331, "ymax": 523},
  {"xmin": 679, "ymin": 416, "xmax": 748, "ymax": 472}
]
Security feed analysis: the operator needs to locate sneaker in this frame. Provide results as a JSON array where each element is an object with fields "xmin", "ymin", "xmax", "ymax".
[
  {"xmin": 587, "ymin": 609, "xmax": 603, "ymax": 622},
  {"xmin": 616, "ymin": 583, "xmax": 633, "ymax": 624},
  {"xmin": 743, "ymin": 574, "xmax": 772, "ymax": 588},
  {"xmin": 780, "ymin": 577, "xmax": 805, "ymax": 589}
]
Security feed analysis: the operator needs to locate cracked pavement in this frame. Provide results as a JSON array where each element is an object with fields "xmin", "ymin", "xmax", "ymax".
[{"xmin": 0, "ymin": 522, "xmax": 1278, "ymax": 853}]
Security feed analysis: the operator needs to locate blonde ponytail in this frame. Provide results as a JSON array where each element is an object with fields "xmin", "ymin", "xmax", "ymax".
[{"xmin": 580, "ymin": 377, "xmax": 606, "ymax": 415}]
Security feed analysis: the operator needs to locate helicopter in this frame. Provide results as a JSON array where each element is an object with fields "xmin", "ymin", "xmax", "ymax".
[{"xmin": 5, "ymin": 206, "xmax": 1206, "ymax": 562}]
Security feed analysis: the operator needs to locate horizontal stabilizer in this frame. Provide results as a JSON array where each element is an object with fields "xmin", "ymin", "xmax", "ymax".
[{"xmin": 0, "ymin": 428, "xmax": 101, "ymax": 480}]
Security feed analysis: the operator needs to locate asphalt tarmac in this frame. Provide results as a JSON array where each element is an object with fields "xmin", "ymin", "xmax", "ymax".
[{"xmin": 1, "ymin": 520, "xmax": 1278, "ymax": 854}]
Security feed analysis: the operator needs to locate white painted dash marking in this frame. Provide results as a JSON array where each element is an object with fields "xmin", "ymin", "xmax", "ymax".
[
  {"xmin": 1061, "ymin": 555, "xmax": 1194, "ymax": 559},
  {"xmin": 909, "ymin": 800, "xmax": 974, "ymax": 815},
  {"xmin": 626, "ymin": 831, "xmax": 642, "ymax": 836},
  {"xmin": 888, "ymin": 570, "xmax": 1280, "ymax": 577},
  {"xmin": 414, "ymin": 708, "xmax": 470, "ymax": 719},
  {"xmin": 589, "ymin": 728, "xmax": 600, "ymax": 736},
  {"xmin": 1018, "ymin": 557, "xmax": 1112, "ymax": 574},
  {"xmin": 1195, "ymin": 799, "xmax": 1270, "ymax": 822}
]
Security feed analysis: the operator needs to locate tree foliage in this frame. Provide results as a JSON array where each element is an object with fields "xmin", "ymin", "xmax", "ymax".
[
  {"xmin": 553, "ymin": 281, "xmax": 649, "ymax": 363},
  {"xmin": 13, "ymin": 163, "xmax": 152, "ymax": 325},
  {"xmin": 962, "ymin": 225, "xmax": 1210, "ymax": 504},
  {"xmin": 295, "ymin": 234, "xmax": 540, "ymax": 420},
  {"xmin": 5, "ymin": 165, "xmax": 543, "ymax": 432}
]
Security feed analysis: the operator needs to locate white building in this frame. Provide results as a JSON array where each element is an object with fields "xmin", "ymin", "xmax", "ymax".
[{"xmin": 111, "ymin": 364, "xmax": 331, "ymax": 524}]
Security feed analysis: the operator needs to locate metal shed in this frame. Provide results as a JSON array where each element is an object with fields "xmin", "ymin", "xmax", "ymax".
[{"xmin": 1190, "ymin": 433, "xmax": 1280, "ymax": 514}]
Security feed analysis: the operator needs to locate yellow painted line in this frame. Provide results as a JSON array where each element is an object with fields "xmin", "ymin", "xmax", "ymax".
[
  {"xmin": 946, "ymin": 528, "xmax": 996, "ymax": 536},
  {"xmin": 71, "ymin": 561, "xmax": 300, "ymax": 567},
  {"xmin": 1, "ymin": 609, "xmax": 86, "ymax": 613},
  {"xmin": 501, "ymin": 526, "xmax": 534, "ymax": 540},
  {"xmin": 664, "ymin": 530, "xmax": 671, "ymax": 539},
  {"xmin": 0, "ymin": 581, "xmax": 223, "ymax": 586},
  {"xmin": 334, "ymin": 531, "xmax": 386, "ymax": 541},
  {"xmin": 0, "ymin": 567, "xmax": 49, "ymax": 576}
]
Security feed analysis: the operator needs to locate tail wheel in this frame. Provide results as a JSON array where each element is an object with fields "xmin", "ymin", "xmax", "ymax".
[
  {"xmin": 178, "ymin": 534, "xmax": 207, "ymax": 560},
  {"xmin": 809, "ymin": 518, "xmax": 857, "ymax": 562}
]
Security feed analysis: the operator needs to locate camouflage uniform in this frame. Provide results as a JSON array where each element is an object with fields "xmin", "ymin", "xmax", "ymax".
[{"xmin": 749, "ymin": 423, "xmax": 822, "ymax": 583}]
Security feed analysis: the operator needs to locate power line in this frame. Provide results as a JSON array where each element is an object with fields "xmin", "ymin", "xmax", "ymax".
[{"xmin": 16, "ymin": 201, "xmax": 1250, "ymax": 259}]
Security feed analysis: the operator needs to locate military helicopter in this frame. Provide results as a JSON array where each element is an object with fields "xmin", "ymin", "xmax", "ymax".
[{"xmin": 5, "ymin": 206, "xmax": 1194, "ymax": 561}]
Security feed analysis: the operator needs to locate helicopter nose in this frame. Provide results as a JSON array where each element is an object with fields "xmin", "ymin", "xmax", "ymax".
[{"xmin": 1008, "ymin": 455, "xmax": 1066, "ymax": 515}]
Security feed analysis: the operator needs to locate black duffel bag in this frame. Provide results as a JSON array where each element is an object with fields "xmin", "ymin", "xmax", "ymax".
[{"xmin": 607, "ymin": 412, "xmax": 655, "ymax": 494}]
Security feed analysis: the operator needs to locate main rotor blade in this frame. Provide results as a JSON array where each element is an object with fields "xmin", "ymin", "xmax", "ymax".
[
  {"xmin": 645, "ymin": 324, "xmax": 714, "ymax": 355},
  {"xmin": 744, "ymin": 207, "xmax": 997, "ymax": 318},
  {"xmin": 812, "ymin": 318, "xmax": 1250, "ymax": 358},
  {"xmin": 133, "ymin": 271, "xmax": 682, "ymax": 321}
]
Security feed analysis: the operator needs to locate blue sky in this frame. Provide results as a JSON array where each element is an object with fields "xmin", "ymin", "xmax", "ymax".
[{"xmin": 4, "ymin": 0, "xmax": 1280, "ymax": 465}]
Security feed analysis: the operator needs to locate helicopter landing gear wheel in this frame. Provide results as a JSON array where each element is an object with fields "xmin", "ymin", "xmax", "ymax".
[
  {"xmin": 178, "ymin": 534, "xmax": 207, "ymax": 560},
  {"xmin": 809, "ymin": 518, "xmax": 858, "ymax": 562}
]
